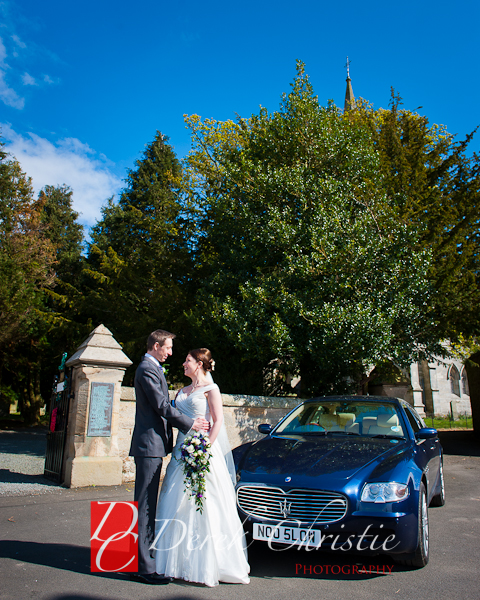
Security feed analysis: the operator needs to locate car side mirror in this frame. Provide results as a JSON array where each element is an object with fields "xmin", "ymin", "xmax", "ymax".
[
  {"xmin": 415, "ymin": 427, "xmax": 438, "ymax": 440},
  {"xmin": 258, "ymin": 423, "xmax": 273, "ymax": 435}
]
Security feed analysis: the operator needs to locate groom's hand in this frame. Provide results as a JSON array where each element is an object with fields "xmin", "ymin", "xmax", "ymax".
[{"xmin": 192, "ymin": 417, "xmax": 210, "ymax": 432}]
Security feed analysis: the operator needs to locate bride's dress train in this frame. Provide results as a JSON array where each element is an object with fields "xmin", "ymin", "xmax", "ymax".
[{"xmin": 154, "ymin": 383, "xmax": 250, "ymax": 587}]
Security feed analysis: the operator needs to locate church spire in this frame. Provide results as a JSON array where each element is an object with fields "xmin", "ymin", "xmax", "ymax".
[{"xmin": 344, "ymin": 56, "xmax": 355, "ymax": 112}]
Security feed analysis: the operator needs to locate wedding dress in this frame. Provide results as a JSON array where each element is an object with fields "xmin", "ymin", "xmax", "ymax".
[{"xmin": 154, "ymin": 383, "xmax": 250, "ymax": 587}]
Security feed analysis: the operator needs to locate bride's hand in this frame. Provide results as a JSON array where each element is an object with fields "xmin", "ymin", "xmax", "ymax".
[{"xmin": 192, "ymin": 417, "xmax": 210, "ymax": 432}]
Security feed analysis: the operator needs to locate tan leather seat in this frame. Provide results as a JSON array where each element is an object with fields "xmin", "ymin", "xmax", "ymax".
[
  {"xmin": 337, "ymin": 413, "xmax": 356, "ymax": 429},
  {"xmin": 318, "ymin": 414, "xmax": 340, "ymax": 429},
  {"xmin": 361, "ymin": 416, "xmax": 377, "ymax": 434},
  {"xmin": 368, "ymin": 413, "xmax": 400, "ymax": 436}
]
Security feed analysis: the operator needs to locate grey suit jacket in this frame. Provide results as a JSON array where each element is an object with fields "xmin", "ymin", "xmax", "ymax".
[{"xmin": 129, "ymin": 356, "xmax": 194, "ymax": 457}]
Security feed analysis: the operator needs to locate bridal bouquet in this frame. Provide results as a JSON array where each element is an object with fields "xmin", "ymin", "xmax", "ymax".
[{"xmin": 179, "ymin": 431, "xmax": 212, "ymax": 513}]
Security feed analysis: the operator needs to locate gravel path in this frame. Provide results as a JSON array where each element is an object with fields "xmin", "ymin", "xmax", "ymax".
[{"xmin": 0, "ymin": 428, "xmax": 63, "ymax": 496}]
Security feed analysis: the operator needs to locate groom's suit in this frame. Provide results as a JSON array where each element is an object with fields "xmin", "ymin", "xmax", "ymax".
[{"xmin": 130, "ymin": 355, "xmax": 194, "ymax": 574}]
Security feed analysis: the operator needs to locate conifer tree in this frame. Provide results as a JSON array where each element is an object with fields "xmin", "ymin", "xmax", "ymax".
[
  {"xmin": 84, "ymin": 132, "xmax": 195, "ymax": 378},
  {"xmin": 363, "ymin": 93, "xmax": 480, "ymax": 342}
]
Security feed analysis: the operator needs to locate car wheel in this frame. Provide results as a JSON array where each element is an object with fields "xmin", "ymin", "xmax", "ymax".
[
  {"xmin": 430, "ymin": 460, "xmax": 446, "ymax": 507},
  {"xmin": 395, "ymin": 482, "xmax": 429, "ymax": 568}
]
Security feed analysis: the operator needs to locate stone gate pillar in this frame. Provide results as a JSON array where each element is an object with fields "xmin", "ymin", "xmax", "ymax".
[
  {"xmin": 63, "ymin": 325, "xmax": 132, "ymax": 487},
  {"xmin": 409, "ymin": 362, "xmax": 426, "ymax": 417}
]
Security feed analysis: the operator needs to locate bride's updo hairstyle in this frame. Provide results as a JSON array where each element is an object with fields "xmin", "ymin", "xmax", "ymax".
[{"xmin": 189, "ymin": 348, "xmax": 214, "ymax": 373}]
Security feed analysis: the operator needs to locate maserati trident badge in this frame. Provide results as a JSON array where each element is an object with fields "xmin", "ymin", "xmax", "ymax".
[{"xmin": 279, "ymin": 499, "xmax": 292, "ymax": 518}]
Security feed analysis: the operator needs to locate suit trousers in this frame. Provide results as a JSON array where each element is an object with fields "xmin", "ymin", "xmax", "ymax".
[{"xmin": 134, "ymin": 456, "xmax": 163, "ymax": 574}]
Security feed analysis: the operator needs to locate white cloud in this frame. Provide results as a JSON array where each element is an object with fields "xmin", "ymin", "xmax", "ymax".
[
  {"xmin": 0, "ymin": 37, "xmax": 7, "ymax": 64},
  {"xmin": 0, "ymin": 69, "xmax": 24, "ymax": 108},
  {"xmin": 1, "ymin": 123, "xmax": 123, "ymax": 227},
  {"xmin": 11, "ymin": 34, "xmax": 26, "ymax": 49},
  {"xmin": 0, "ymin": 36, "xmax": 25, "ymax": 108},
  {"xmin": 22, "ymin": 72, "xmax": 36, "ymax": 85}
]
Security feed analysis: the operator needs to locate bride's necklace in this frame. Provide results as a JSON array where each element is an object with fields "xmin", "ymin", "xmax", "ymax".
[{"xmin": 191, "ymin": 377, "xmax": 207, "ymax": 393}]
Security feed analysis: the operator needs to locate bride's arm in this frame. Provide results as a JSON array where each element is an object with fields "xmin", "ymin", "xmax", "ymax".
[{"xmin": 205, "ymin": 386, "xmax": 223, "ymax": 444}]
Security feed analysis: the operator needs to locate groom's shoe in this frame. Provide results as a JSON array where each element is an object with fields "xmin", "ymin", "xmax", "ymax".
[{"xmin": 130, "ymin": 573, "xmax": 173, "ymax": 585}]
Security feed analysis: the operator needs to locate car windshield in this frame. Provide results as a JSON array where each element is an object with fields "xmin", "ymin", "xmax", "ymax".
[{"xmin": 275, "ymin": 401, "xmax": 405, "ymax": 438}]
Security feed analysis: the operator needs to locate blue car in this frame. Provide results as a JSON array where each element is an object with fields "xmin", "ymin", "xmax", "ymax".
[{"xmin": 234, "ymin": 396, "xmax": 445, "ymax": 568}]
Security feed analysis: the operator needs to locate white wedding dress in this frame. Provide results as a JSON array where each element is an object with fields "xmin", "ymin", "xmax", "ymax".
[{"xmin": 154, "ymin": 383, "xmax": 250, "ymax": 587}]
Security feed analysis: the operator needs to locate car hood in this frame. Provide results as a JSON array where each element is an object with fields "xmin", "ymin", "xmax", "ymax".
[{"xmin": 239, "ymin": 435, "xmax": 409, "ymax": 482}]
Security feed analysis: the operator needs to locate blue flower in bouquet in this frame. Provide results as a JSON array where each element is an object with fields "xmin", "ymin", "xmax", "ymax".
[{"xmin": 179, "ymin": 431, "xmax": 211, "ymax": 512}]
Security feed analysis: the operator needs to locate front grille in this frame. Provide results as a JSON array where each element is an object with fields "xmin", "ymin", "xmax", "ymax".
[{"xmin": 237, "ymin": 485, "xmax": 348, "ymax": 524}]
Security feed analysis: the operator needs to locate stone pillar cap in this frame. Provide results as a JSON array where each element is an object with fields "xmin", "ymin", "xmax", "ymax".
[{"xmin": 66, "ymin": 324, "xmax": 133, "ymax": 369}]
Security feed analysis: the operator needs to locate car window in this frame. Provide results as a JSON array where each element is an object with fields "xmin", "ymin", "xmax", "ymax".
[
  {"xmin": 403, "ymin": 405, "xmax": 421, "ymax": 433},
  {"xmin": 410, "ymin": 406, "xmax": 426, "ymax": 429},
  {"xmin": 275, "ymin": 401, "xmax": 404, "ymax": 437}
]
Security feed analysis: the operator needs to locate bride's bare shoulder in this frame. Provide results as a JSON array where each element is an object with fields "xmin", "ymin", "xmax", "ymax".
[{"xmin": 205, "ymin": 383, "xmax": 221, "ymax": 395}]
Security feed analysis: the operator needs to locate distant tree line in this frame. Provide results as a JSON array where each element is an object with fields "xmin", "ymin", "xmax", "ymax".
[{"xmin": 1, "ymin": 62, "xmax": 479, "ymax": 428}]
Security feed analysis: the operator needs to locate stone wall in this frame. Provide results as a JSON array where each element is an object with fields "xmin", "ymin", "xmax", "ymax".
[{"xmin": 119, "ymin": 387, "xmax": 298, "ymax": 483}]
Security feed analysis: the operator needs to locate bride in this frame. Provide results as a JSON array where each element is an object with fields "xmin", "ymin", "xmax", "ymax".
[{"xmin": 154, "ymin": 348, "xmax": 250, "ymax": 587}]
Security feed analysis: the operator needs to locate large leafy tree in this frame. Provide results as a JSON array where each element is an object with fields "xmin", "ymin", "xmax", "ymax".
[
  {"xmin": 184, "ymin": 63, "xmax": 442, "ymax": 396},
  {"xmin": 84, "ymin": 132, "xmax": 196, "ymax": 381}
]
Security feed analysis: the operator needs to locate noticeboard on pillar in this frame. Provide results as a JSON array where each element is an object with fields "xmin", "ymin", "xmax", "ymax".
[{"xmin": 87, "ymin": 382, "xmax": 115, "ymax": 437}]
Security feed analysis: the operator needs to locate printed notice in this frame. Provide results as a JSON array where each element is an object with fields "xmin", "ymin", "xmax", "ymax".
[{"xmin": 87, "ymin": 382, "xmax": 115, "ymax": 437}]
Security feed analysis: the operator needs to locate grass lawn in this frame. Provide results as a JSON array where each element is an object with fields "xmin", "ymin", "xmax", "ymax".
[{"xmin": 424, "ymin": 413, "xmax": 473, "ymax": 429}]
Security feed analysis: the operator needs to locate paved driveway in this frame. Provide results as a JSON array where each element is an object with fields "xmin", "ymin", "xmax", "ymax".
[{"xmin": 0, "ymin": 429, "xmax": 479, "ymax": 600}]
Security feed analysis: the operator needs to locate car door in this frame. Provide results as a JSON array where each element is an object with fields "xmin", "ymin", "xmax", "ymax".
[{"xmin": 404, "ymin": 404, "xmax": 441, "ymax": 497}]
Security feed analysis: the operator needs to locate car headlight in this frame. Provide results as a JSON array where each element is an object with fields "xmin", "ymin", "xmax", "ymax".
[{"xmin": 361, "ymin": 482, "xmax": 409, "ymax": 503}]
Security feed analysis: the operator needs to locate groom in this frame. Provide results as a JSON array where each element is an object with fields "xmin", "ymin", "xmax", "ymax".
[{"xmin": 129, "ymin": 329, "xmax": 209, "ymax": 584}]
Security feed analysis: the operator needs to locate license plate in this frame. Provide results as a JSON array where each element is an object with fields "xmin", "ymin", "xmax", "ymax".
[{"xmin": 253, "ymin": 523, "xmax": 319, "ymax": 546}]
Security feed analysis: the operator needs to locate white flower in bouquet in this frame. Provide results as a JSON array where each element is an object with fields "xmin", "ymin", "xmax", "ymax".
[{"xmin": 179, "ymin": 431, "xmax": 212, "ymax": 512}]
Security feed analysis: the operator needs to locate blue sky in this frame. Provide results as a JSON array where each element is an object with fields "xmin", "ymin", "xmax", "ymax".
[{"xmin": 1, "ymin": 0, "xmax": 478, "ymax": 229}]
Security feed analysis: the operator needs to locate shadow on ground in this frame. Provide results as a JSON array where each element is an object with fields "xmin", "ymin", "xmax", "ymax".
[
  {"xmin": 0, "ymin": 428, "xmax": 47, "ymax": 457},
  {"xmin": 0, "ymin": 468, "xmax": 59, "ymax": 486},
  {"xmin": 438, "ymin": 430, "xmax": 480, "ymax": 457},
  {"xmin": 0, "ymin": 539, "xmax": 123, "ymax": 580}
]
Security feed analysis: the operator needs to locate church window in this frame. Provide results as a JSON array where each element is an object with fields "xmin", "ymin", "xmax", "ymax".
[
  {"xmin": 461, "ymin": 369, "xmax": 470, "ymax": 396},
  {"xmin": 449, "ymin": 365, "xmax": 461, "ymax": 397}
]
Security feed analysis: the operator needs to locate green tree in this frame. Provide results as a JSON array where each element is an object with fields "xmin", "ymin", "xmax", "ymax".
[
  {"xmin": 357, "ymin": 93, "xmax": 480, "ymax": 343},
  {"xmin": 352, "ymin": 95, "xmax": 479, "ymax": 431},
  {"xmin": 83, "ymin": 132, "xmax": 195, "ymax": 381},
  {"xmin": 0, "ymin": 142, "xmax": 54, "ymax": 347},
  {"xmin": 185, "ymin": 63, "xmax": 442, "ymax": 396},
  {"xmin": 0, "ymin": 137, "xmax": 55, "ymax": 422},
  {"xmin": 39, "ymin": 185, "xmax": 84, "ymax": 283},
  {"xmin": 35, "ymin": 184, "xmax": 88, "ymax": 403}
]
